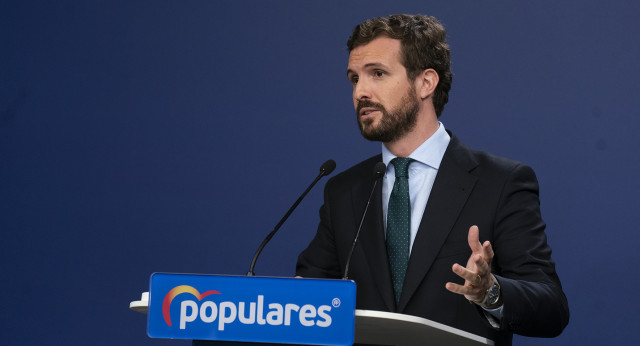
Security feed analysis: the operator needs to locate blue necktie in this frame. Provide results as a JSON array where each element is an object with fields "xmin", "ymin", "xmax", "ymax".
[{"xmin": 386, "ymin": 157, "xmax": 413, "ymax": 303}]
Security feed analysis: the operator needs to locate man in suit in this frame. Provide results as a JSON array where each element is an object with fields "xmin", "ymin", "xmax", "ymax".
[{"xmin": 296, "ymin": 14, "xmax": 569, "ymax": 345}]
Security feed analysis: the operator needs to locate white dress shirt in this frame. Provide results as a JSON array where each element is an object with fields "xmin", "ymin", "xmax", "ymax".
[{"xmin": 381, "ymin": 122, "xmax": 450, "ymax": 252}]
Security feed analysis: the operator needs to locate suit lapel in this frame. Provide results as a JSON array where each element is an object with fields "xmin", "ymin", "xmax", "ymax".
[
  {"xmin": 398, "ymin": 136, "xmax": 478, "ymax": 312},
  {"xmin": 351, "ymin": 158, "xmax": 396, "ymax": 312}
]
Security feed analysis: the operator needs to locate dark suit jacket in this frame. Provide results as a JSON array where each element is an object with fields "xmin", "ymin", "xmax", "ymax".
[{"xmin": 296, "ymin": 133, "xmax": 569, "ymax": 345}]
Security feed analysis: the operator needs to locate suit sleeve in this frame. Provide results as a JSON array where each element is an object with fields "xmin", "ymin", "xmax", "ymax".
[{"xmin": 490, "ymin": 163, "xmax": 570, "ymax": 337}]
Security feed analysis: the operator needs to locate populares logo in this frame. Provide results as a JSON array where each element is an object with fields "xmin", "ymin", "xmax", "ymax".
[
  {"xmin": 162, "ymin": 285, "xmax": 220, "ymax": 326},
  {"xmin": 161, "ymin": 285, "xmax": 335, "ymax": 331}
]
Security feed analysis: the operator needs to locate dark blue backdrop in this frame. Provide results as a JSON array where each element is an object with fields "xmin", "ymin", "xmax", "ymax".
[{"xmin": 2, "ymin": 1, "xmax": 639, "ymax": 345}]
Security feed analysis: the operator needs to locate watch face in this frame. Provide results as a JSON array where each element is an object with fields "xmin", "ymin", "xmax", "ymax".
[{"xmin": 488, "ymin": 284, "xmax": 500, "ymax": 304}]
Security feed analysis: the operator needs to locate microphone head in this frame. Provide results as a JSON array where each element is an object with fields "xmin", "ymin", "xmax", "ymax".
[
  {"xmin": 373, "ymin": 162, "xmax": 386, "ymax": 179},
  {"xmin": 320, "ymin": 159, "xmax": 337, "ymax": 176}
]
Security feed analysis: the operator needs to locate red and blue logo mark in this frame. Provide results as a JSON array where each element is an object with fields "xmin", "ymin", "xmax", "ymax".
[{"xmin": 162, "ymin": 285, "xmax": 220, "ymax": 326}]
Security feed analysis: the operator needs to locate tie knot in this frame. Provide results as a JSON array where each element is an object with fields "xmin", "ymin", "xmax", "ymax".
[{"xmin": 391, "ymin": 157, "xmax": 413, "ymax": 178}]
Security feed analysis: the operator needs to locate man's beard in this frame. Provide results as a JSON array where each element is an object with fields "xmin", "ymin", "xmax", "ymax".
[{"xmin": 356, "ymin": 87, "xmax": 420, "ymax": 143}]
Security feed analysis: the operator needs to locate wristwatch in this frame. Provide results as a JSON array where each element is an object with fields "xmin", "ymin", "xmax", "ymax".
[{"xmin": 479, "ymin": 276, "xmax": 502, "ymax": 309}]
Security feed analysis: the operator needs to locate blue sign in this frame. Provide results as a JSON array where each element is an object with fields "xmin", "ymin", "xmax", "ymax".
[{"xmin": 147, "ymin": 273, "xmax": 356, "ymax": 345}]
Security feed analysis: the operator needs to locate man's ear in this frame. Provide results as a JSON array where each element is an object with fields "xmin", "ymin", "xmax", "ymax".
[{"xmin": 417, "ymin": 69, "xmax": 439, "ymax": 100}]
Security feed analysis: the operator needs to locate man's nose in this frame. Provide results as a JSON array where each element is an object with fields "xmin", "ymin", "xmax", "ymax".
[{"xmin": 354, "ymin": 79, "xmax": 372, "ymax": 101}]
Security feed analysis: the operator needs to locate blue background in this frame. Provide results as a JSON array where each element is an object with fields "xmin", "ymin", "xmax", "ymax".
[{"xmin": 1, "ymin": 1, "xmax": 639, "ymax": 345}]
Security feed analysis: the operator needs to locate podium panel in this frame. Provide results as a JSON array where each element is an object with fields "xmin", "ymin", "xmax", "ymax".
[{"xmin": 146, "ymin": 273, "xmax": 356, "ymax": 346}]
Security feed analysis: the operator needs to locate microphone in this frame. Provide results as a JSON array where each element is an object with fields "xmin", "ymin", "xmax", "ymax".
[
  {"xmin": 342, "ymin": 162, "xmax": 386, "ymax": 280},
  {"xmin": 247, "ymin": 159, "xmax": 336, "ymax": 276}
]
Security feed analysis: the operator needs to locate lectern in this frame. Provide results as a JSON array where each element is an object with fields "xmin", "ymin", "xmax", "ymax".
[{"xmin": 130, "ymin": 273, "xmax": 494, "ymax": 346}]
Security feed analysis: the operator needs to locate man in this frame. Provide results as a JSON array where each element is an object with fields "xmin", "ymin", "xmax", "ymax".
[{"xmin": 296, "ymin": 14, "xmax": 569, "ymax": 345}]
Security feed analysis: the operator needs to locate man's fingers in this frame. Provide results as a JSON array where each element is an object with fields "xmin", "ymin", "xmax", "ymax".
[
  {"xmin": 467, "ymin": 225, "xmax": 483, "ymax": 253},
  {"xmin": 473, "ymin": 253, "xmax": 491, "ymax": 274},
  {"xmin": 452, "ymin": 259, "xmax": 488, "ymax": 283},
  {"xmin": 482, "ymin": 240, "xmax": 494, "ymax": 263},
  {"xmin": 452, "ymin": 263, "xmax": 475, "ymax": 282},
  {"xmin": 445, "ymin": 282, "xmax": 465, "ymax": 294},
  {"xmin": 445, "ymin": 281, "xmax": 485, "ymax": 301},
  {"xmin": 450, "ymin": 228, "xmax": 494, "ymax": 303},
  {"xmin": 468, "ymin": 226, "xmax": 494, "ymax": 266},
  {"xmin": 446, "ymin": 281, "xmax": 473, "ymax": 295}
]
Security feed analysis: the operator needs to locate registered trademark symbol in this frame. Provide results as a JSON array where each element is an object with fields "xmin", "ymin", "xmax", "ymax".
[{"xmin": 332, "ymin": 298, "xmax": 341, "ymax": 308}]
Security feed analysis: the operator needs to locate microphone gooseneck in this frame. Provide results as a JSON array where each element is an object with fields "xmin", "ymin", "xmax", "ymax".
[
  {"xmin": 247, "ymin": 159, "xmax": 336, "ymax": 276},
  {"xmin": 342, "ymin": 162, "xmax": 386, "ymax": 280}
]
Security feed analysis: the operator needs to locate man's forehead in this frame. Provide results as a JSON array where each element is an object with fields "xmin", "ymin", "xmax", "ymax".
[{"xmin": 347, "ymin": 37, "xmax": 402, "ymax": 71}]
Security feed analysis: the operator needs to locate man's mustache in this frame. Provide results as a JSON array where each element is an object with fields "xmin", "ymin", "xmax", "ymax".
[{"xmin": 356, "ymin": 100, "xmax": 386, "ymax": 115}]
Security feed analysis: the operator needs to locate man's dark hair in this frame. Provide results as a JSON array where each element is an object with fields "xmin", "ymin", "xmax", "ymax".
[{"xmin": 347, "ymin": 14, "xmax": 452, "ymax": 117}]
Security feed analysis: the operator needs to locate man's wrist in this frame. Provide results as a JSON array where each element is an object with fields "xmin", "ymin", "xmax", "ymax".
[{"xmin": 476, "ymin": 275, "xmax": 503, "ymax": 309}]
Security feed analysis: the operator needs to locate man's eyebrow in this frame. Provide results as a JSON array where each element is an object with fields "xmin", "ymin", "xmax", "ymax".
[{"xmin": 346, "ymin": 62, "xmax": 389, "ymax": 76}]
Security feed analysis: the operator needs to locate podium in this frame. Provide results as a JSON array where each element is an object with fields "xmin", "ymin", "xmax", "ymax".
[
  {"xmin": 354, "ymin": 310, "xmax": 493, "ymax": 346},
  {"xmin": 130, "ymin": 273, "xmax": 494, "ymax": 346}
]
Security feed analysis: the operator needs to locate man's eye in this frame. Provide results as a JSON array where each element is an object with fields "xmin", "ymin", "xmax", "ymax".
[
  {"xmin": 374, "ymin": 71, "xmax": 384, "ymax": 77},
  {"xmin": 351, "ymin": 76, "xmax": 359, "ymax": 84}
]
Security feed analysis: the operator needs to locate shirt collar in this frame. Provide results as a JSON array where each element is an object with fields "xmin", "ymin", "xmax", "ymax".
[{"xmin": 381, "ymin": 122, "xmax": 451, "ymax": 170}]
